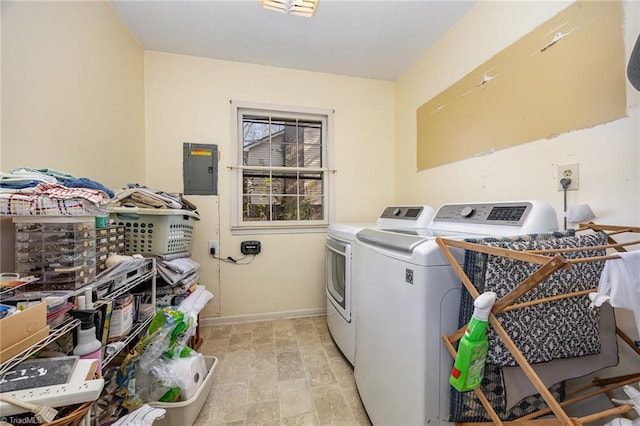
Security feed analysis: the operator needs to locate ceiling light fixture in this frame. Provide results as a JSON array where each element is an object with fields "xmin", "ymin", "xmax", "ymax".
[{"xmin": 260, "ymin": 0, "xmax": 319, "ymax": 18}]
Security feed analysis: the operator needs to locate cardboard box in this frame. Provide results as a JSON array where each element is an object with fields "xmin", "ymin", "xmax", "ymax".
[
  {"xmin": 0, "ymin": 326, "xmax": 49, "ymax": 363},
  {"xmin": 0, "ymin": 302, "xmax": 48, "ymax": 362}
]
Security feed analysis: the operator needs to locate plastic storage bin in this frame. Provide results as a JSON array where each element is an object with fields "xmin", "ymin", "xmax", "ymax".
[
  {"xmin": 149, "ymin": 356, "xmax": 217, "ymax": 426},
  {"xmin": 111, "ymin": 208, "xmax": 199, "ymax": 255},
  {"xmin": 13, "ymin": 217, "xmax": 96, "ymax": 290},
  {"xmin": 95, "ymin": 225, "xmax": 126, "ymax": 272}
]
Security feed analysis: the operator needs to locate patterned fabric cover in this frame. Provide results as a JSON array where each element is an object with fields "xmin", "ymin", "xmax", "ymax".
[
  {"xmin": 449, "ymin": 231, "xmax": 575, "ymax": 422},
  {"xmin": 484, "ymin": 232, "xmax": 607, "ymax": 366}
]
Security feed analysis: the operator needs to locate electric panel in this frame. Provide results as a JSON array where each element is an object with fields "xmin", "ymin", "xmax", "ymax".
[{"xmin": 183, "ymin": 143, "xmax": 218, "ymax": 195}]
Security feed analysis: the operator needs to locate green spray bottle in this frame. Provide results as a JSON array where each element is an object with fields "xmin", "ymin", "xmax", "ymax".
[{"xmin": 449, "ymin": 291, "xmax": 497, "ymax": 392}]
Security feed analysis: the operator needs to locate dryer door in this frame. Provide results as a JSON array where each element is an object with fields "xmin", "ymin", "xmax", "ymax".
[{"xmin": 326, "ymin": 236, "xmax": 351, "ymax": 322}]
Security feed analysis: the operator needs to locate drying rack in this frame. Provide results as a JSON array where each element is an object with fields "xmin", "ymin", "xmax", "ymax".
[{"xmin": 436, "ymin": 223, "xmax": 640, "ymax": 426}]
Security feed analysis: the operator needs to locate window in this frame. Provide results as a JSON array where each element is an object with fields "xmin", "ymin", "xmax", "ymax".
[{"xmin": 231, "ymin": 102, "xmax": 332, "ymax": 231}]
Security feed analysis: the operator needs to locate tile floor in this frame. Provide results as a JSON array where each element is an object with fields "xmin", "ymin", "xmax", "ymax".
[{"xmin": 193, "ymin": 315, "xmax": 372, "ymax": 426}]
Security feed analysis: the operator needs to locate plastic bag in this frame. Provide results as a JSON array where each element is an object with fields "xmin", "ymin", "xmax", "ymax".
[
  {"xmin": 136, "ymin": 352, "xmax": 207, "ymax": 402},
  {"xmin": 115, "ymin": 307, "xmax": 199, "ymax": 409}
]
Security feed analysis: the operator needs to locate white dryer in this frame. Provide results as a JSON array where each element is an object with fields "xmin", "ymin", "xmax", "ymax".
[
  {"xmin": 353, "ymin": 201, "xmax": 559, "ymax": 425},
  {"xmin": 326, "ymin": 205, "xmax": 435, "ymax": 365}
]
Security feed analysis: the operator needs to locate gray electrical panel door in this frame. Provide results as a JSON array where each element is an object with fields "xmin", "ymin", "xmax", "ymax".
[{"xmin": 183, "ymin": 143, "xmax": 218, "ymax": 195}]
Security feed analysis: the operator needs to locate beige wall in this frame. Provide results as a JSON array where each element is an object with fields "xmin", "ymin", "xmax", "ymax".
[
  {"xmin": 1, "ymin": 1, "xmax": 145, "ymax": 190},
  {"xmin": 0, "ymin": 1, "xmax": 144, "ymax": 270},
  {"xmin": 144, "ymin": 52, "xmax": 396, "ymax": 318},
  {"xmin": 396, "ymin": 0, "xmax": 640, "ymax": 229}
]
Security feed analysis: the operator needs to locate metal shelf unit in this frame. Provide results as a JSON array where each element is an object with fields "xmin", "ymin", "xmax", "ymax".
[
  {"xmin": 0, "ymin": 317, "xmax": 80, "ymax": 376},
  {"xmin": 0, "ymin": 259, "xmax": 156, "ymax": 376}
]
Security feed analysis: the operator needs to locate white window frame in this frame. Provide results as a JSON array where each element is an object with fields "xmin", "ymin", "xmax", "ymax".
[{"xmin": 230, "ymin": 100, "xmax": 334, "ymax": 234}]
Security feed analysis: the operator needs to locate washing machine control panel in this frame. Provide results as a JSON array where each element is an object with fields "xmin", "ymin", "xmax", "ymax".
[
  {"xmin": 377, "ymin": 205, "xmax": 436, "ymax": 229},
  {"xmin": 381, "ymin": 206, "xmax": 423, "ymax": 219},
  {"xmin": 434, "ymin": 202, "xmax": 532, "ymax": 226}
]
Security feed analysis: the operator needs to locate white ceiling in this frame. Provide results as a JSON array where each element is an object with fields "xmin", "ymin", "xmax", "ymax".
[{"xmin": 109, "ymin": 0, "xmax": 476, "ymax": 81}]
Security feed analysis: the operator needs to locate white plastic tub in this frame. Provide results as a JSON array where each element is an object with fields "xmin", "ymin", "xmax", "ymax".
[{"xmin": 149, "ymin": 356, "xmax": 217, "ymax": 426}]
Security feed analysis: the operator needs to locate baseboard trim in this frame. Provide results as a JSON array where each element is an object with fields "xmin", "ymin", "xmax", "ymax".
[{"xmin": 199, "ymin": 307, "xmax": 327, "ymax": 326}]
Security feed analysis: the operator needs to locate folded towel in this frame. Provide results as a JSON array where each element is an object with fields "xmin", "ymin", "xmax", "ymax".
[
  {"xmin": 153, "ymin": 251, "xmax": 192, "ymax": 261},
  {"xmin": 591, "ymin": 250, "xmax": 640, "ymax": 337},
  {"xmin": 10, "ymin": 167, "xmax": 64, "ymax": 181},
  {"xmin": 61, "ymin": 177, "xmax": 114, "ymax": 198},
  {"xmin": 114, "ymin": 185, "xmax": 182, "ymax": 209},
  {"xmin": 31, "ymin": 167, "xmax": 77, "ymax": 181},
  {"xmin": 35, "ymin": 183, "xmax": 111, "ymax": 205},
  {"xmin": 0, "ymin": 170, "xmax": 57, "ymax": 185},
  {"xmin": 160, "ymin": 258, "xmax": 200, "ymax": 275},
  {"xmin": 156, "ymin": 264, "xmax": 184, "ymax": 286}
]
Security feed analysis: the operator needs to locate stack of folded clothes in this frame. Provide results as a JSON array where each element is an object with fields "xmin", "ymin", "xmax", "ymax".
[
  {"xmin": 112, "ymin": 183, "xmax": 197, "ymax": 211},
  {"xmin": 154, "ymin": 254, "xmax": 201, "ymax": 308},
  {"xmin": 0, "ymin": 167, "xmax": 112, "ymax": 216}
]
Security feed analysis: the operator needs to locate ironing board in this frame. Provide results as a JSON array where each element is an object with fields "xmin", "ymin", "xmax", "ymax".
[{"xmin": 436, "ymin": 223, "xmax": 640, "ymax": 426}]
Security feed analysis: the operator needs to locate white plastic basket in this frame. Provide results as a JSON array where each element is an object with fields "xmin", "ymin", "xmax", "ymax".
[
  {"xmin": 110, "ymin": 207, "xmax": 199, "ymax": 255},
  {"xmin": 149, "ymin": 356, "xmax": 217, "ymax": 426}
]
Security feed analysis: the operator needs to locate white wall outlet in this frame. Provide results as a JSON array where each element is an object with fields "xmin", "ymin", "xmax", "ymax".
[
  {"xmin": 557, "ymin": 163, "xmax": 579, "ymax": 191},
  {"xmin": 208, "ymin": 240, "xmax": 219, "ymax": 256}
]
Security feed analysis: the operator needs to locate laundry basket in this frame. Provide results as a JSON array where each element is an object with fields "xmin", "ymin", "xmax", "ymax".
[
  {"xmin": 111, "ymin": 207, "xmax": 200, "ymax": 255},
  {"xmin": 43, "ymin": 401, "xmax": 92, "ymax": 426}
]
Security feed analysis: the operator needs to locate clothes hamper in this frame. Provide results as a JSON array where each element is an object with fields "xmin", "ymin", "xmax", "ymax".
[{"xmin": 110, "ymin": 208, "xmax": 199, "ymax": 255}]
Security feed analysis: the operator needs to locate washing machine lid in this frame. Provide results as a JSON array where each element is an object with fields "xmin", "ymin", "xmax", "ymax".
[
  {"xmin": 328, "ymin": 222, "xmax": 377, "ymax": 241},
  {"xmin": 377, "ymin": 228, "xmax": 488, "ymax": 238},
  {"xmin": 356, "ymin": 228, "xmax": 490, "ymax": 254},
  {"xmin": 357, "ymin": 228, "xmax": 424, "ymax": 253}
]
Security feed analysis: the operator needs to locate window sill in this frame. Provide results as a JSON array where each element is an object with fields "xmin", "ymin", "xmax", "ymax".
[{"xmin": 230, "ymin": 224, "xmax": 328, "ymax": 235}]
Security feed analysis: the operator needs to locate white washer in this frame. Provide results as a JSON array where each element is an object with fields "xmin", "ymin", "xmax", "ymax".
[
  {"xmin": 326, "ymin": 206, "xmax": 435, "ymax": 365},
  {"xmin": 353, "ymin": 200, "xmax": 559, "ymax": 425}
]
